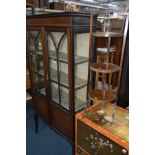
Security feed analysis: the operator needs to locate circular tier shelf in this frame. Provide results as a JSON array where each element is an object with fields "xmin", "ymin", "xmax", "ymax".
[
  {"xmin": 93, "ymin": 32, "xmax": 123, "ymax": 37},
  {"xmin": 90, "ymin": 63, "xmax": 120, "ymax": 73},
  {"xmin": 89, "ymin": 89, "xmax": 116, "ymax": 104},
  {"xmin": 97, "ymin": 46, "xmax": 116, "ymax": 54}
]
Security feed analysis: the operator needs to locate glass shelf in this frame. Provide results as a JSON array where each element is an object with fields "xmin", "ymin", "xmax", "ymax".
[
  {"xmin": 49, "ymin": 50, "xmax": 88, "ymax": 65},
  {"xmin": 51, "ymin": 86, "xmax": 86, "ymax": 112},
  {"xmin": 93, "ymin": 32, "xmax": 123, "ymax": 38},
  {"xmin": 89, "ymin": 89, "xmax": 116, "ymax": 104},
  {"xmin": 90, "ymin": 63, "xmax": 120, "ymax": 74},
  {"xmin": 37, "ymin": 69, "xmax": 87, "ymax": 90}
]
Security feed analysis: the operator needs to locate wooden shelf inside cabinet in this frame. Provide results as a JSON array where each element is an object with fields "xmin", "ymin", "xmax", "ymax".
[
  {"xmin": 93, "ymin": 32, "xmax": 123, "ymax": 38},
  {"xmin": 49, "ymin": 51, "xmax": 88, "ymax": 65},
  {"xmin": 38, "ymin": 69, "xmax": 87, "ymax": 90},
  {"xmin": 90, "ymin": 63, "xmax": 120, "ymax": 74},
  {"xmin": 89, "ymin": 89, "xmax": 116, "ymax": 104}
]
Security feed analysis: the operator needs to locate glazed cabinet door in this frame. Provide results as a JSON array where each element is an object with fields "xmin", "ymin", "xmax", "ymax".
[
  {"xmin": 27, "ymin": 30, "xmax": 48, "ymax": 98},
  {"xmin": 46, "ymin": 30, "xmax": 71, "ymax": 138},
  {"xmin": 47, "ymin": 30, "xmax": 70, "ymax": 110},
  {"xmin": 46, "ymin": 30, "xmax": 90, "ymax": 112}
]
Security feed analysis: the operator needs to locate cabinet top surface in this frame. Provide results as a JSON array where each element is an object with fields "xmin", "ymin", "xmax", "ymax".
[
  {"xmin": 27, "ymin": 12, "xmax": 98, "ymax": 19},
  {"xmin": 80, "ymin": 103, "xmax": 129, "ymax": 143}
]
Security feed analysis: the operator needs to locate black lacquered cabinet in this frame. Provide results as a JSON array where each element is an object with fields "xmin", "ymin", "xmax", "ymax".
[{"xmin": 26, "ymin": 12, "xmax": 97, "ymax": 145}]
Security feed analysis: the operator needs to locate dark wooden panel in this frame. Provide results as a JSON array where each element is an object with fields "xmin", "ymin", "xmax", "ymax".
[
  {"xmin": 72, "ymin": 26, "xmax": 96, "ymax": 33},
  {"xmin": 27, "ymin": 17, "xmax": 72, "ymax": 27},
  {"xmin": 49, "ymin": 103, "xmax": 70, "ymax": 139},
  {"xmin": 67, "ymin": 27, "xmax": 75, "ymax": 142},
  {"xmin": 33, "ymin": 95, "xmax": 50, "ymax": 123},
  {"xmin": 72, "ymin": 16, "xmax": 97, "ymax": 26}
]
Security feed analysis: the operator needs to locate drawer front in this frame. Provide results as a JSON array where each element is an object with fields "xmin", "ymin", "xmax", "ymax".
[{"xmin": 77, "ymin": 120, "xmax": 128, "ymax": 155}]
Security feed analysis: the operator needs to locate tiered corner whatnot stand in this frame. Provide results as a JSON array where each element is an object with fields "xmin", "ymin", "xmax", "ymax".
[{"xmin": 87, "ymin": 14, "xmax": 129, "ymax": 123}]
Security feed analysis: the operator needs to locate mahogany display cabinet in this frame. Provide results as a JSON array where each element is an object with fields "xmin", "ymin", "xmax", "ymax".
[{"xmin": 26, "ymin": 12, "xmax": 97, "ymax": 144}]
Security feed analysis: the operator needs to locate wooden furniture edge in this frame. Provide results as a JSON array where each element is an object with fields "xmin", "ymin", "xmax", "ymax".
[
  {"xmin": 76, "ymin": 102, "xmax": 129, "ymax": 150},
  {"xmin": 76, "ymin": 145, "xmax": 90, "ymax": 155}
]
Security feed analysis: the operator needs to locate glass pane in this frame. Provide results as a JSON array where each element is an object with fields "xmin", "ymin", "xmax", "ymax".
[
  {"xmin": 75, "ymin": 87, "xmax": 87, "ymax": 111},
  {"xmin": 51, "ymin": 82, "xmax": 59, "ymax": 104},
  {"xmin": 48, "ymin": 31, "xmax": 69, "ymax": 110},
  {"xmin": 60, "ymin": 87, "xmax": 69, "ymax": 110},
  {"xmin": 28, "ymin": 30, "xmax": 46, "ymax": 96},
  {"xmin": 59, "ymin": 62, "xmax": 68, "ymax": 88},
  {"xmin": 74, "ymin": 33, "xmax": 89, "ymax": 112}
]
